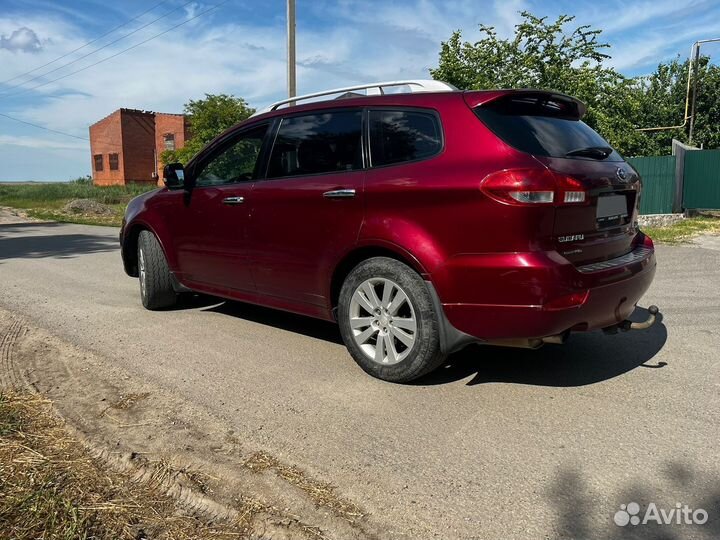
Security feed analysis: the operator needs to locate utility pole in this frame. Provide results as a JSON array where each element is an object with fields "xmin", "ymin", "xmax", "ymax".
[
  {"xmin": 287, "ymin": 0, "xmax": 296, "ymax": 99},
  {"xmin": 688, "ymin": 42, "xmax": 701, "ymax": 144}
]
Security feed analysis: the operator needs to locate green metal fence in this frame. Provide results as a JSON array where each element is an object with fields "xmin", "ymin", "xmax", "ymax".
[
  {"xmin": 627, "ymin": 156, "xmax": 676, "ymax": 214},
  {"xmin": 683, "ymin": 150, "xmax": 720, "ymax": 209}
]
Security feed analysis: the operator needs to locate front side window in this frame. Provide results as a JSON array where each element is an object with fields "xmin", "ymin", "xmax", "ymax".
[
  {"xmin": 194, "ymin": 123, "xmax": 268, "ymax": 187},
  {"xmin": 267, "ymin": 110, "xmax": 363, "ymax": 179},
  {"xmin": 93, "ymin": 154, "xmax": 103, "ymax": 171},
  {"xmin": 109, "ymin": 153, "xmax": 119, "ymax": 170},
  {"xmin": 369, "ymin": 110, "xmax": 442, "ymax": 167}
]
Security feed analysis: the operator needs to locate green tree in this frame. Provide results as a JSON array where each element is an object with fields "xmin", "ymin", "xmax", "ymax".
[
  {"xmin": 431, "ymin": 11, "xmax": 720, "ymax": 156},
  {"xmin": 430, "ymin": 12, "xmax": 653, "ymax": 156},
  {"xmin": 161, "ymin": 93, "xmax": 255, "ymax": 166},
  {"xmin": 691, "ymin": 60, "xmax": 720, "ymax": 149},
  {"xmin": 633, "ymin": 57, "xmax": 720, "ymax": 152},
  {"xmin": 431, "ymin": 12, "xmax": 611, "ymax": 93}
]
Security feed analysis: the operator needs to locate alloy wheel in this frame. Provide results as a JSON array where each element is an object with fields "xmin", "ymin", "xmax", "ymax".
[{"xmin": 348, "ymin": 277, "xmax": 417, "ymax": 365}]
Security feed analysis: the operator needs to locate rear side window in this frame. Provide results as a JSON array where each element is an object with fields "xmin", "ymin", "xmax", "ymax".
[
  {"xmin": 267, "ymin": 110, "xmax": 362, "ymax": 178},
  {"xmin": 369, "ymin": 110, "xmax": 442, "ymax": 167},
  {"xmin": 475, "ymin": 97, "xmax": 622, "ymax": 161}
]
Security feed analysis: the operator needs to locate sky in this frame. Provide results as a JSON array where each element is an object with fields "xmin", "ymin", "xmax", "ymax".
[{"xmin": 1, "ymin": 0, "xmax": 719, "ymax": 181}]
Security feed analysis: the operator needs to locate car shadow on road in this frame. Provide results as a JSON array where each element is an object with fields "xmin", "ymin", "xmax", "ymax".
[
  {"xmin": 190, "ymin": 297, "xmax": 666, "ymax": 388},
  {"xmin": 0, "ymin": 222, "xmax": 118, "ymax": 261},
  {"xmin": 415, "ymin": 307, "xmax": 667, "ymax": 387},
  {"xmin": 198, "ymin": 298, "xmax": 344, "ymax": 344}
]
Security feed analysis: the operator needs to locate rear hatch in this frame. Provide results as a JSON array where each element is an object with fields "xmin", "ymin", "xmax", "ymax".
[{"xmin": 472, "ymin": 91, "xmax": 641, "ymax": 267}]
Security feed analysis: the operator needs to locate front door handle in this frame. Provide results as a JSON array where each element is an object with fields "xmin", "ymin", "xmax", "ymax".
[
  {"xmin": 323, "ymin": 189, "xmax": 356, "ymax": 199},
  {"xmin": 222, "ymin": 196, "xmax": 245, "ymax": 205}
]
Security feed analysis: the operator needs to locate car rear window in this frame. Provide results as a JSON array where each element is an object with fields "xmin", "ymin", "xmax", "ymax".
[
  {"xmin": 474, "ymin": 97, "xmax": 623, "ymax": 161},
  {"xmin": 369, "ymin": 110, "xmax": 442, "ymax": 167}
]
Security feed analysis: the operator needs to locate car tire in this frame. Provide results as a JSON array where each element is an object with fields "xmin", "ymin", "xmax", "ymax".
[
  {"xmin": 338, "ymin": 257, "xmax": 446, "ymax": 383},
  {"xmin": 137, "ymin": 230, "xmax": 177, "ymax": 310}
]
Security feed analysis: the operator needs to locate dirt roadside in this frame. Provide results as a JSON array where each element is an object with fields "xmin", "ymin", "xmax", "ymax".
[
  {"xmin": 0, "ymin": 206, "xmax": 39, "ymax": 224},
  {"xmin": 0, "ymin": 307, "xmax": 383, "ymax": 540}
]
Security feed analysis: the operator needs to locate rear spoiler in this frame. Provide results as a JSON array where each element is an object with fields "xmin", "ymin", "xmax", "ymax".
[{"xmin": 463, "ymin": 89, "xmax": 587, "ymax": 120}]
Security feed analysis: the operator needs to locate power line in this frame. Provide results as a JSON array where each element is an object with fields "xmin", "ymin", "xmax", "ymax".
[
  {"xmin": 1, "ymin": 0, "xmax": 231, "ymax": 100},
  {"xmin": 0, "ymin": 0, "xmax": 171, "ymax": 86},
  {"xmin": 0, "ymin": 112, "xmax": 89, "ymax": 141},
  {"xmin": 0, "ymin": 0, "xmax": 195, "ymax": 94},
  {"xmin": 1, "ymin": 110, "xmax": 162, "ymax": 149}
]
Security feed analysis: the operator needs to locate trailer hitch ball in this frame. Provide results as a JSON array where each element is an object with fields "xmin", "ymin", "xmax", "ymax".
[{"xmin": 629, "ymin": 305, "xmax": 659, "ymax": 330}]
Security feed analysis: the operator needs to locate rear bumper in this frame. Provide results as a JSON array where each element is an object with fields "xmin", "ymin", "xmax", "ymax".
[{"xmin": 431, "ymin": 244, "xmax": 656, "ymax": 343}]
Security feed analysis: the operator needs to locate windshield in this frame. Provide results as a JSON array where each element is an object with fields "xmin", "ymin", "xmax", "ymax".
[{"xmin": 475, "ymin": 100, "xmax": 623, "ymax": 162}]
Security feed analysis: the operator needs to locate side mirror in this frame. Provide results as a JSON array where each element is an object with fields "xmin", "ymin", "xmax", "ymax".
[{"xmin": 163, "ymin": 163, "xmax": 186, "ymax": 189}]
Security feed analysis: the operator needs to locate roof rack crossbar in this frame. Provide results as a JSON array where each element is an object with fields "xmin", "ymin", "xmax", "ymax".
[{"xmin": 254, "ymin": 79, "xmax": 457, "ymax": 116}]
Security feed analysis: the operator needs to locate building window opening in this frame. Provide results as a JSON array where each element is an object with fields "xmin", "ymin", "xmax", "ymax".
[{"xmin": 163, "ymin": 133, "xmax": 175, "ymax": 151}]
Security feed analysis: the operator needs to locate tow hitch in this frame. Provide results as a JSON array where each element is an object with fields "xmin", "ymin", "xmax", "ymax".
[{"xmin": 604, "ymin": 305, "xmax": 659, "ymax": 334}]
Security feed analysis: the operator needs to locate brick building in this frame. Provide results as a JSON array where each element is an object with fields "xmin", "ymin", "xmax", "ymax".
[{"xmin": 89, "ymin": 108, "xmax": 189, "ymax": 186}]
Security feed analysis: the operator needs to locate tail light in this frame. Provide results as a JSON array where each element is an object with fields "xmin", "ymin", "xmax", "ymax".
[
  {"xmin": 481, "ymin": 168, "xmax": 588, "ymax": 206},
  {"xmin": 641, "ymin": 233, "xmax": 654, "ymax": 249}
]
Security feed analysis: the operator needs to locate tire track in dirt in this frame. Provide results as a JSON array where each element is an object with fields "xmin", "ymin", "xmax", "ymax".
[{"xmin": 0, "ymin": 317, "xmax": 24, "ymax": 390}]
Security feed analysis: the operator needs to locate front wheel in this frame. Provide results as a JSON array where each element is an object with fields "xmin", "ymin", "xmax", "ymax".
[
  {"xmin": 338, "ymin": 257, "xmax": 446, "ymax": 383},
  {"xmin": 137, "ymin": 230, "xmax": 177, "ymax": 310}
]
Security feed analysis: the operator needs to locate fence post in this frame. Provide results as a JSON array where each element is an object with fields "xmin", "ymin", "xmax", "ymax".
[{"xmin": 671, "ymin": 139, "xmax": 699, "ymax": 213}]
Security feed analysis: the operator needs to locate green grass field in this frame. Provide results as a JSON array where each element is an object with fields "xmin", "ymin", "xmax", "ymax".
[{"xmin": 0, "ymin": 178, "xmax": 157, "ymax": 226}]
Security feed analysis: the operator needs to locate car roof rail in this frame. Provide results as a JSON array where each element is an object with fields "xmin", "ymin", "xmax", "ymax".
[{"xmin": 252, "ymin": 79, "xmax": 458, "ymax": 116}]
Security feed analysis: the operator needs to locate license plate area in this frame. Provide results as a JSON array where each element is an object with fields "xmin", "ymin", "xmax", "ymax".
[{"xmin": 596, "ymin": 194, "xmax": 629, "ymax": 228}]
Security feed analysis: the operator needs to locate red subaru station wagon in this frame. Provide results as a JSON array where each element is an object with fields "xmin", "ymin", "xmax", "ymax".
[{"xmin": 120, "ymin": 80, "xmax": 657, "ymax": 382}]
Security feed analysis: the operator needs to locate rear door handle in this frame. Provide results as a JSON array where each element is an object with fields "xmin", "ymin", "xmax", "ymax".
[
  {"xmin": 323, "ymin": 189, "xmax": 356, "ymax": 199},
  {"xmin": 222, "ymin": 196, "xmax": 245, "ymax": 205}
]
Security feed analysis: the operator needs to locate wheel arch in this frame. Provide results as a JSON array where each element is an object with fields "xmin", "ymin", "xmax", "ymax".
[
  {"xmin": 329, "ymin": 242, "xmax": 429, "ymax": 315},
  {"xmin": 122, "ymin": 220, "xmax": 175, "ymax": 277},
  {"xmin": 122, "ymin": 222, "xmax": 145, "ymax": 277}
]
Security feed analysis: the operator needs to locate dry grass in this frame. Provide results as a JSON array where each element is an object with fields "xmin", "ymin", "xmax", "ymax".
[
  {"xmin": 0, "ymin": 390, "xmax": 254, "ymax": 540},
  {"xmin": 244, "ymin": 451, "xmax": 364, "ymax": 525}
]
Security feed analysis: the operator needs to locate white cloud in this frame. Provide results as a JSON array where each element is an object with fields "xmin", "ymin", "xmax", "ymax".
[{"xmin": 0, "ymin": 26, "xmax": 42, "ymax": 53}]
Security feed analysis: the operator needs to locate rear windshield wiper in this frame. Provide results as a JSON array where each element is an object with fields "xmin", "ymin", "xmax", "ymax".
[{"xmin": 565, "ymin": 146, "xmax": 613, "ymax": 159}]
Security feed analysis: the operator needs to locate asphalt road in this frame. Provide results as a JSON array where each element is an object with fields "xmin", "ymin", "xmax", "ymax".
[{"xmin": 1, "ymin": 216, "xmax": 718, "ymax": 539}]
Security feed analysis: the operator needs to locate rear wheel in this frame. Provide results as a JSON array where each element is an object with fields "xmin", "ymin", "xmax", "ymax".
[
  {"xmin": 338, "ymin": 257, "xmax": 446, "ymax": 382},
  {"xmin": 138, "ymin": 230, "xmax": 177, "ymax": 310}
]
